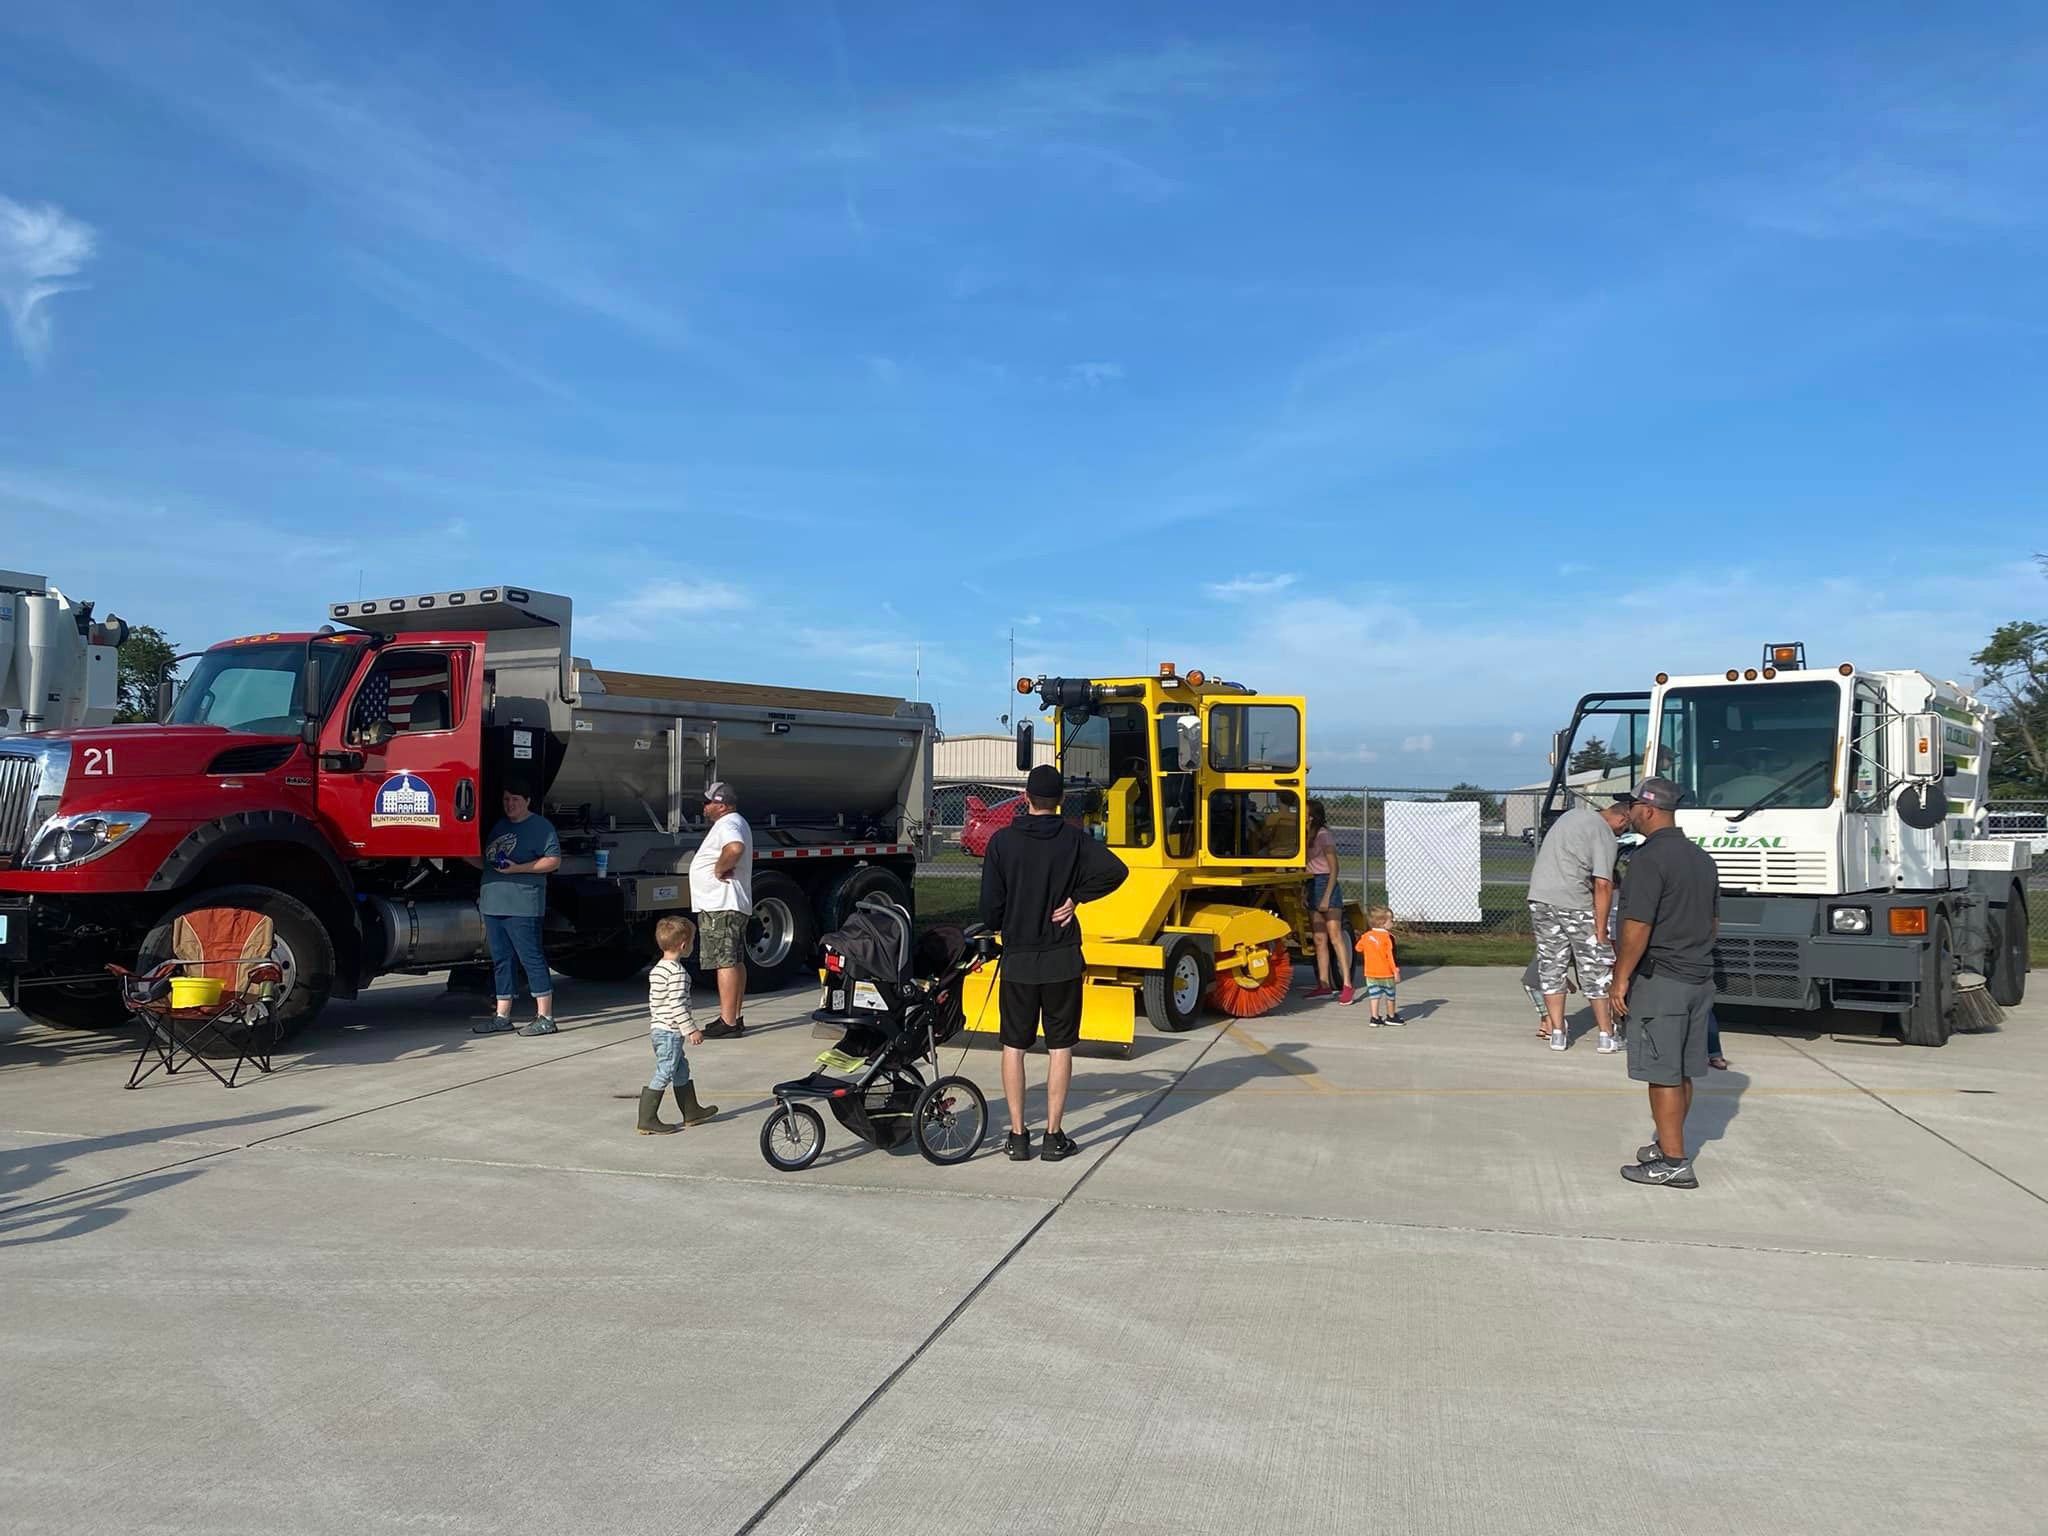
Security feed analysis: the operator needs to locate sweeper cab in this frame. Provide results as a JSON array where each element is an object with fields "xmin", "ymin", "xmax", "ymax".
[{"xmin": 962, "ymin": 666, "xmax": 1342, "ymax": 1052}]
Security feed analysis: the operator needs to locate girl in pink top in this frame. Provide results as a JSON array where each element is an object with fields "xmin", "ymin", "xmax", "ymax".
[{"xmin": 1304, "ymin": 799, "xmax": 1353, "ymax": 1003}]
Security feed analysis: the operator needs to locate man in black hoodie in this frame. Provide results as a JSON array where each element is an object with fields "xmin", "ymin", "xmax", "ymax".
[{"xmin": 980, "ymin": 763, "xmax": 1130, "ymax": 1162}]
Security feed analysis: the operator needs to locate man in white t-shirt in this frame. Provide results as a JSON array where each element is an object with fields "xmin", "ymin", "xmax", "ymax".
[{"xmin": 690, "ymin": 781, "xmax": 754, "ymax": 1039}]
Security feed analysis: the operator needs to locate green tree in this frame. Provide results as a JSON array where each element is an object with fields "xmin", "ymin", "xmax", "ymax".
[
  {"xmin": 1974, "ymin": 618, "xmax": 2047, "ymax": 797},
  {"xmin": 1446, "ymin": 782, "xmax": 1502, "ymax": 820},
  {"xmin": 1568, "ymin": 740, "xmax": 1622, "ymax": 775},
  {"xmin": 115, "ymin": 624, "xmax": 179, "ymax": 723}
]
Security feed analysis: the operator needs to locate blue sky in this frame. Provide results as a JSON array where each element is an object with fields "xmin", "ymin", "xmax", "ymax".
[{"xmin": 2, "ymin": 1, "xmax": 2044, "ymax": 787}]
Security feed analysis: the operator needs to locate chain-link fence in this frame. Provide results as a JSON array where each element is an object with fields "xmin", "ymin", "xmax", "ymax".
[
  {"xmin": 924, "ymin": 787, "xmax": 2048, "ymax": 956},
  {"xmin": 924, "ymin": 783, "xmax": 1547, "ymax": 942}
]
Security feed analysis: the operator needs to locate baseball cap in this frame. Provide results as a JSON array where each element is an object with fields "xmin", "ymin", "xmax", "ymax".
[
  {"xmin": 1631, "ymin": 777, "xmax": 1683, "ymax": 810},
  {"xmin": 1025, "ymin": 764, "xmax": 1063, "ymax": 801},
  {"xmin": 703, "ymin": 780, "xmax": 738, "ymax": 807}
]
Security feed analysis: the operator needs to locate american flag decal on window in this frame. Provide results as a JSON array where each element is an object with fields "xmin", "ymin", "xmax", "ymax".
[{"xmin": 354, "ymin": 658, "xmax": 452, "ymax": 736}]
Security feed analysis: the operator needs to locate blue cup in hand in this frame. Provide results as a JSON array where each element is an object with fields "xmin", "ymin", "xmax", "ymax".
[
  {"xmin": 493, "ymin": 852, "xmax": 511, "ymax": 871},
  {"xmin": 594, "ymin": 848, "xmax": 610, "ymax": 877}
]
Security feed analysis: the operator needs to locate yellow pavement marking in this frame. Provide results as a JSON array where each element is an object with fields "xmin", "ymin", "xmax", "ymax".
[{"xmin": 1219, "ymin": 1020, "xmax": 1337, "ymax": 1093}]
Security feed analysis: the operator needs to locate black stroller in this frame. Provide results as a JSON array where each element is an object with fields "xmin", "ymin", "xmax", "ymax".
[{"xmin": 760, "ymin": 898, "xmax": 997, "ymax": 1171}]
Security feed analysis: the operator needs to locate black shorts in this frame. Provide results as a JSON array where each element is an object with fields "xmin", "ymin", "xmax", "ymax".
[
  {"xmin": 998, "ymin": 975, "xmax": 1084, "ymax": 1052},
  {"xmin": 1626, "ymin": 973, "xmax": 1714, "ymax": 1086}
]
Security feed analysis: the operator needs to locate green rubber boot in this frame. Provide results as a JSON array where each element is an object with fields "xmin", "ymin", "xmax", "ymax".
[
  {"xmin": 674, "ymin": 1081, "xmax": 718, "ymax": 1126},
  {"xmin": 636, "ymin": 1087, "xmax": 678, "ymax": 1135}
]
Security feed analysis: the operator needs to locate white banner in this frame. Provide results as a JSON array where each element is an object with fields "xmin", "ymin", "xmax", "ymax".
[{"xmin": 1384, "ymin": 800, "xmax": 1482, "ymax": 922}]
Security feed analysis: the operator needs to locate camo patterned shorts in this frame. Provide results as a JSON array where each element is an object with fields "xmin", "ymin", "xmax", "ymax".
[
  {"xmin": 1530, "ymin": 901, "xmax": 1614, "ymax": 999},
  {"xmin": 696, "ymin": 910, "xmax": 748, "ymax": 971}
]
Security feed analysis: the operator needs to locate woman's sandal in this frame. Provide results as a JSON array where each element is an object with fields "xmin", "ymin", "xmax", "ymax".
[{"xmin": 1709, "ymin": 1056, "xmax": 1731, "ymax": 1071}]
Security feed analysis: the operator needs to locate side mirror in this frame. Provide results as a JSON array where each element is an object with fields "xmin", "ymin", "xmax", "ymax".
[
  {"xmin": 1015, "ymin": 720, "xmax": 1035, "ymax": 772},
  {"xmin": 1549, "ymin": 728, "xmax": 1569, "ymax": 769},
  {"xmin": 1903, "ymin": 712, "xmax": 1943, "ymax": 782},
  {"xmin": 299, "ymin": 654, "xmax": 322, "ymax": 748},
  {"xmin": 1175, "ymin": 714, "xmax": 1202, "ymax": 773},
  {"xmin": 154, "ymin": 677, "xmax": 177, "ymax": 723}
]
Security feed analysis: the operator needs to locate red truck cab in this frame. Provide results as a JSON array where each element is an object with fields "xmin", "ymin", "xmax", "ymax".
[{"xmin": 0, "ymin": 625, "xmax": 491, "ymax": 1035}]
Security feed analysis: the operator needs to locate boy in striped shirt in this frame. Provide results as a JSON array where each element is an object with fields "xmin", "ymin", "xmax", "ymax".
[{"xmin": 639, "ymin": 915, "xmax": 718, "ymax": 1134}]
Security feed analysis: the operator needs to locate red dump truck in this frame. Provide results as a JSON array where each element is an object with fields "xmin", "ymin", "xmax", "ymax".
[{"xmin": 0, "ymin": 585, "xmax": 934, "ymax": 1045}]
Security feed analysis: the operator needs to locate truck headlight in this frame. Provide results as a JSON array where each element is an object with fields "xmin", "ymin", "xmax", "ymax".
[
  {"xmin": 1828, "ymin": 906, "xmax": 1871, "ymax": 935},
  {"xmin": 23, "ymin": 812, "xmax": 151, "ymax": 869}
]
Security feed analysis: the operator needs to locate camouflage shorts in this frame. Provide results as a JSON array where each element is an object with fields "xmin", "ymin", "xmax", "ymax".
[
  {"xmin": 696, "ymin": 910, "xmax": 748, "ymax": 971},
  {"xmin": 1530, "ymin": 901, "xmax": 1614, "ymax": 999}
]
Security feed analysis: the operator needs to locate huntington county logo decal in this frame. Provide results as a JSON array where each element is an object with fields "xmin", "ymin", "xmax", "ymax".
[{"xmin": 371, "ymin": 772, "xmax": 440, "ymax": 829}]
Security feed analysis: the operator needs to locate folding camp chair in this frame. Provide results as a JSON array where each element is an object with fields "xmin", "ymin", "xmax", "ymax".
[{"xmin": 114, "ymin": 960, "xmax": 284, "ymax": 1089}]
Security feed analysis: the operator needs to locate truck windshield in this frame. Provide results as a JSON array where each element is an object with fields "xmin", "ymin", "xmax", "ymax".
[
  {"xmin": 1057, "ymin": 702, "xmax": 1155, "ymax": 848},
  {"xmin": 1658, "ymin": 681, "xmax": 1842, "ymax": 813},
  {"xmin": 172, "ymin": 641, "xmax": 358, "ymax": 735}
]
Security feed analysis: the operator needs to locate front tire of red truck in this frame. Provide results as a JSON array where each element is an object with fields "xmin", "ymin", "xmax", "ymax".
[
  {"xmin": 138, "ymin": 885, "xmax": 337, "ymax": 1055},
  {"xmin": 1, "ymin": 974, "xmax": 129, "ymax": 1032}
]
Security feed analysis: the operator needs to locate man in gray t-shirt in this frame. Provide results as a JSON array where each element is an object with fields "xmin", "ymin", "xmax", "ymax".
[{"xmin": 1526, "ymin": 797, "xmax": 1633, "ymax": 1053}]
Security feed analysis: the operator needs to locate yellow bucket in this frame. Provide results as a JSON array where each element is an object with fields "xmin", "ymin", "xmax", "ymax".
[{"xmin": 169, "ymin": 975, "xmax": 225, "ymax": 1009}]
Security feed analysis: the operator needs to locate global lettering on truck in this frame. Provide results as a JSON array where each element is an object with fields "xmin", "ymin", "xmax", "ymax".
[
  {"xmin": 0, "ymin": 586, "xmax": 934, "ymax": 1050},
  {"xmin": 1536, "ymin": 641, "xmax": 2033, "ymax": 1046}
]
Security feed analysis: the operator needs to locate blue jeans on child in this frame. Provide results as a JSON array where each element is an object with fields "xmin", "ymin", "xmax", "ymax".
[
  {"xmin": 649, "ymin": 1029, "xmax": 691, "ymax": 1090},
  {"xmin": 483, "ymin": 914, "xmax": 552, "ymax": 1001}
]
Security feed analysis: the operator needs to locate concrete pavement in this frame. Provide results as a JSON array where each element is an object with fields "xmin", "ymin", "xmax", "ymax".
[{"xmin": 3, "ymin": 965, "xmax": 2044, "ymax": 1534}]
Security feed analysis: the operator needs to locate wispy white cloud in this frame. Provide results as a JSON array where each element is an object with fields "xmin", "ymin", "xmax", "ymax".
[
  {"xmin": 1065, "ymin": 361, "xmax": 1125, "ymax": 389},
  {"xmin": 1401, "ymin": 734, "xmax": 1434, "ymax": 754},
  {"xmin": 1205, "ymin": 572, "xmax": 1297, "ymax": 599},
  {"xmin": 579, "ymin": 579, "xmax": 751, "ymax": 641},
  {"xmin": 1509, "ymin": 731, "xmax": 1527, "ymax": 749},
  {"xmin": 0, "ymin": 194, "xmax": 96, "ymax": 364}
]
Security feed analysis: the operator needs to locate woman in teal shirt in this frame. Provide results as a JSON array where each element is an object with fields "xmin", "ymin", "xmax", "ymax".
[{"xmin": 472, "ymin": 784, "xmax": 562, "ymax": 1036}]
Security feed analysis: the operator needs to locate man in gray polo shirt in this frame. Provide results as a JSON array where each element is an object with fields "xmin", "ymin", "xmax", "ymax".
[
  {"xmin": 1611, "ymin": 777, "xmax": 1720, "ymax": 1188},
  {"xmin": 1526, "ymin": 795, "xmax": 1633, "ymax": 1053}
]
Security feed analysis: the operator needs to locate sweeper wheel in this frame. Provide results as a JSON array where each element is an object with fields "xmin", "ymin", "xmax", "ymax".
[{"xmin": 1211, "ymin": 941, "xmax": 1293, "ymax": 1018}]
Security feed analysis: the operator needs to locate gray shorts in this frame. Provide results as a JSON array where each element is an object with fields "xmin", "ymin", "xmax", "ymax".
[
  {"xmin": 697, "ymin": 909, "xmax": 748, "ymax": 971},
  {"xmin": 1530, "ymin": 901, "xmax": 1614, "ymax": 999},
  {"xmin": 1625, "ymin": 973, "xmax": 1714, "ymax": 1085}
]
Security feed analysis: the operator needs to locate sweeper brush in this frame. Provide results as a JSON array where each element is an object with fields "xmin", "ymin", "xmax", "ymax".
[{"xmin": 1213, "ymin": 943, "xmax": 1293, "ymax": 1018}]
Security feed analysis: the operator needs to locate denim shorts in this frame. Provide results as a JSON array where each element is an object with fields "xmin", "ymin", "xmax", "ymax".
[{"xmin": 1306, "ymin": 874, "xmax": 1338, "ymax": 912}]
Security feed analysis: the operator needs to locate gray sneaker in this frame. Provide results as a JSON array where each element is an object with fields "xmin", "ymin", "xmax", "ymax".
[
  {"xmin": 1549, "ymin": 1028, "xmax": 1567, "ymax": 1051},
  {"xmin": 1621, "ymin": 1157, "xmax": 1698, "ymax": 1189},
  {"xmin": 519, "ymin": 1019, "xmax": 559, "ymax": 1036}
]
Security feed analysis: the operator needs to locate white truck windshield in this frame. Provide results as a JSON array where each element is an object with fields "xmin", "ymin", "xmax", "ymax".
[{"xmin": 1658, "ymin": 681, "xmax": 1841, "ymax": 812}]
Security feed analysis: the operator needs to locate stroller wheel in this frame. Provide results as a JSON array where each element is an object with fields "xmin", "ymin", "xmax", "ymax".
[
  {"xmin": 760, "ymin": 1104, "xmax": 826, "ymax": 1171},
  {"xmin": 913, "ymin": 1075, "xmax": 988, "ymax": 1166}
]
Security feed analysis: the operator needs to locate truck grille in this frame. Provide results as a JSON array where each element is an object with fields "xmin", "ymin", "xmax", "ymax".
[
  {"xmin": 1713, "ymin": 937, "xmax": 1804, "ymax": 1002},
  {"xmin": 0, "ymin": 754, "xmax": 42, "ymax": 860},
  {"xmin": 1708, "ymin": 849, "xmax": 1829, "ymax": 890}
]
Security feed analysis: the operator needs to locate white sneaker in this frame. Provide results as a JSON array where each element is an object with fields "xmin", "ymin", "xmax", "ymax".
[
  {"xmin": 1596, "ymin": 1031, "xmax": 1618, "ymax": 1054},
  {"xmin": 1549, "ymin": 1028, "xmax": 1567, "ymax": 1051}
]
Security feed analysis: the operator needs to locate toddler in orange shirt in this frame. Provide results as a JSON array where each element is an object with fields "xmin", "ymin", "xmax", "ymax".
[{"xmin": 1353, "ymin": 906, "xmax": 1404, "ymax": 1026}]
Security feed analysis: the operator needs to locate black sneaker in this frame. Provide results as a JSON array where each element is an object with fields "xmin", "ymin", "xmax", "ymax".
[
  {"xmin": 1039, "ymin": 1130, "xmax": 1079, "ymax": 1163},
  {"xmin": 702, "ymin": 1018, "xmax": 744, "ymax": 1040},
  {"xmin": 1621, "ymin": 1157, "xmax": 1698, "ymax": 1189},
  {"xmin": 1006, "ymin": 1130, "xmax": 1032, "ymax": 1161}
]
